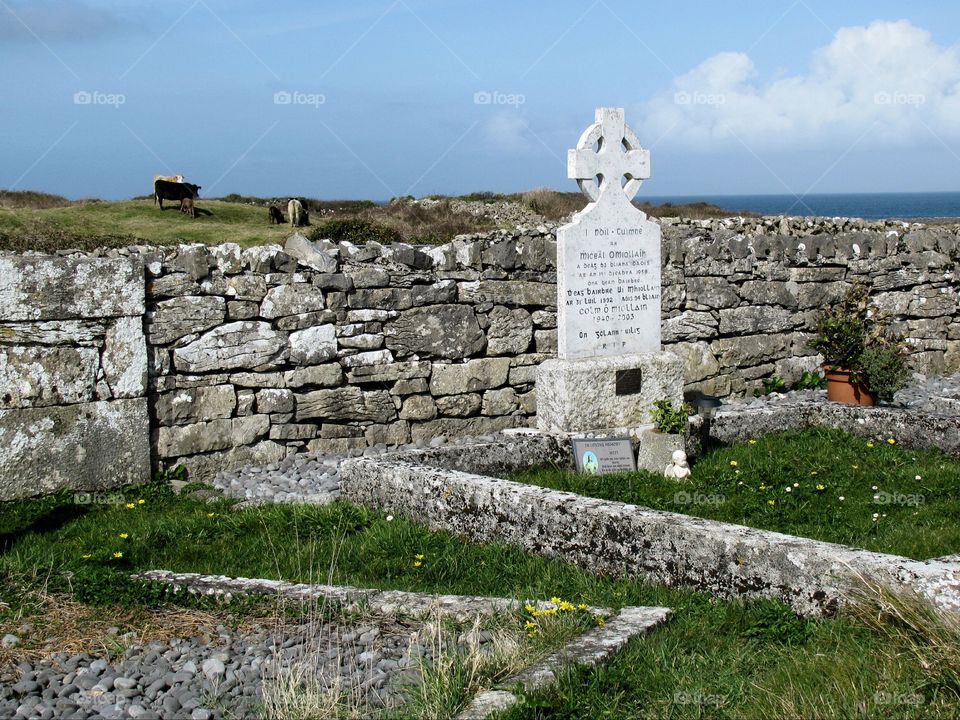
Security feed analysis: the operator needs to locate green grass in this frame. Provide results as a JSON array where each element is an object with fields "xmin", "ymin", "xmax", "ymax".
[
  {"xmin": 0, "ymin": 198, "xmax": 293, "ymax": 251},
  {"xmin": 512, "ymin": 427, "xmax": 960, "ymax": 560},
  {"xmin": 0, "ymin": 191, "xmax": 498, "ymax": 252},
  {"xmin": 1, "ymin": 475, "xmax": 959, "ymax": 718}
]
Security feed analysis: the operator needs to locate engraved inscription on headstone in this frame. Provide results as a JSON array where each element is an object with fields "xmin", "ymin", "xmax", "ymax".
[{"xmin": 557, "ymin": 108, "xmax": 662, "ymax": 361}]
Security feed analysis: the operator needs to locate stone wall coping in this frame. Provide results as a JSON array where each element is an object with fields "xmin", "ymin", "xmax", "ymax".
[
  {"xmin": 133, "ymin": 569, "xmax": 613, "ymax": 620},
  {"xmin": 339, "ymin": 433, "xmax": 960, "ymax": 617},
  {"xmin": 5, "ymin": 217, "xmax": 957, "ymax": 273}
]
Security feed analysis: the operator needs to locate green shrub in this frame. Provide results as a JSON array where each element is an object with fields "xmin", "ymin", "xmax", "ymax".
[
  {"xmin": 753, "ymin": 376, "xmax": 787, "ymax": 397},
  {"xmin": 793, "ymin": 370, "xmax": 827, "ymax": 391},
  {"xmin": 649, "ymin": 399, "xmax": 690, "ymax": 434},
  {"xmin": 810, "ymin": 285, "xmax": 912, "ymax": 400},
  {"xmin": 859, "ymin": 344, "xmax": 912, "ymax": 402},
  {"xmin": 308, "ymin": 218, "xmax": 402, "ymax": 245}
]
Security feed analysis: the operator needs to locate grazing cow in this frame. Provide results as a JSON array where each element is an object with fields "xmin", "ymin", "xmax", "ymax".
[
  {"xmin": 155, "ymin": 180, "xmax": 200, "ymax": 210},
  {"xmin": 180, "ymin": 196, "xmax": 196, "ymax": 218},
  {"xmin": 287, "ymin": 198, "xmax": 308, "ymax": 227},
  {"xmin": 268, "ymin": 205, "xmax": 284, "ymax": 224}
]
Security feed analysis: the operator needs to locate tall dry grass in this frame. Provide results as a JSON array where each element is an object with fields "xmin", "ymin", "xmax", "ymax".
[
  {"xmin": 0, "ymin": 190, "xmax": 75, "ymax": 209},
  {"xmin": 848, "ymin": 575, "xmax": 960, "ymax": 686}
]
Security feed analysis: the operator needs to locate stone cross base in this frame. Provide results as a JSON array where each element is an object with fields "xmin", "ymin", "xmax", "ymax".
[{"xmin": 535, "ymin": 352, "xmax": 684, "ymax": 434}]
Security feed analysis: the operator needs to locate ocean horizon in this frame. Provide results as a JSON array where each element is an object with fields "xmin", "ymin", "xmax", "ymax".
[{"xmin": 642, "ymin": 191, "xmax": 960, "ymax": 220}]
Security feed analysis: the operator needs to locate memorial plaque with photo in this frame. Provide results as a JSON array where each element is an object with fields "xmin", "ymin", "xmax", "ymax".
[{"xmin": 572, "ymin": 437, "xmax": 637, "ymax": 475}]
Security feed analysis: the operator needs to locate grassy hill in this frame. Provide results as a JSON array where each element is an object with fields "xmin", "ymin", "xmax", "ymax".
[
  {"xmin": 0, "ymin": 198, "xmax": 294, "ymax": 252},
  {"xmin": 0, "ymin": 191, "xmax": 504, "ymax": 252},
  {"xmin": 0, "ymin": 188, "xmax": 753, "ymax": 253}
]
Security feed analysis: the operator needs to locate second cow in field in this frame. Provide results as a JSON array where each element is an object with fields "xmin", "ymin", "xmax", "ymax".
[
  {"xmin": 268, "ymin": 205, "xmax": 284, "ymax": 224},
  {"xmin": 287, "ymin": 198, "xmax": 308, "ymax": 227},
  {"xmin": 155, "ymin": 180, "xmax": 200, "ymax": 209}
]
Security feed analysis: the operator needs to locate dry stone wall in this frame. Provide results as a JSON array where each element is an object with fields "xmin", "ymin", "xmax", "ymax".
[
  {"xmin": 0, "ymin": 255, "xmax": 150, "ymax": 499},
  {"xmin": 3, "ymin": 215, "xmax": 959, "ymax": 489},
  {"xmin": 660, "ymin": 217, "xmax": 960, "ymax": 395},
  {"xmin": 143, "ymin": 230, "xmax": 557, "ymax": 481}
]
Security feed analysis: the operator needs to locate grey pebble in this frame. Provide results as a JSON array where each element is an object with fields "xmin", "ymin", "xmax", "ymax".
[
  {"xmin": 57, "ymin": 683, "xmax": 79, "ymax": 698},
  {"xmin": 201, "ymin": 658, "xmax": 225, "ymax": 682}
]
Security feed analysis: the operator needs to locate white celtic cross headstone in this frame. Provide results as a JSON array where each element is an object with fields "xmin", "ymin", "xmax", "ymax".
[
  {"xmin": 558, "ymin": 107, "xmax": 662, "ymax": 360},
  {"xmin": 536, "ymin": 107, "xmax": 682, "ymax": 442}
]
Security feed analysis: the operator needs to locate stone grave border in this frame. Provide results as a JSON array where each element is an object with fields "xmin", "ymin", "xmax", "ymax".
[
  {"xmin": 135, "ymin": 571, "xmax": 670, "ymax": 720},
  {"xmin": 339, "ymin": 404, "xmax": 960, "ymax": 618}
]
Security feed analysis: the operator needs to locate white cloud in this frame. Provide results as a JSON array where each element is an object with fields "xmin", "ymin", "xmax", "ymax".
[
  {"xmin": 643, "ymin": 20, "xmax": 960, "ymax": 149},
  {"xmin": 481, "ymin": 111, "xmax": 531, "ymax": 151}
]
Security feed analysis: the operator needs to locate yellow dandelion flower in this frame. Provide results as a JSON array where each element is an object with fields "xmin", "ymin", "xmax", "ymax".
[
  {"xmin": 118, "ymin": 533, "xmax": 129, "ymax": 540},
  {"xmin": 81, "ymin": 553, "xmax": 92, "ymax": 559},
  {"xmin": 729, "ymin": 460, "xmax": 738, "ymax": 467},
  {"xmin": 851, "ymin": 464, "xmax": 859, "ymax": 470},
  {"xmin": 559, "ymin": 601, "xmax": 576, "ymax": 612},
  {"xmin": 524, "ymin": 621, "xmax": 537, "ymax": 630},
  {"xmin": 137, "ymin": 499, "xmax": 145, "ymax": 505},
  {"xmin": 413, "ymin": 560, "xmax": 422, "ymax": 568},
  {"xmin": 549, "ymin": 596, "xmax": 562, "ymax": 605},
  {"xmin": 112, "ymin": 551, "xmax": 123, "ymax": 559},
  {"xmin": 867, "ymin": 442, "xmax": 875, "ymax": 448},
  {"xmin": 415, "ymin": 554, "xmax": 425, "ymax": 560},
  {"xmin": 207, "ymin": 512, "xmax": 215, "ymax": 518},
  {"xmin": 767, "ymin": 500, "xmax": 775, "ymax": 506},
  {"xmin": 577, "ymin": 603, "xmax": 588, "ymax": 610},
  {"xmin": 524, "ymin": 603, "xmax": 537, "ymax": 614},
  {"xmin": 816, "ymin": 484, "xmax": 826, "ymax": 491},
  {"xmin": 748, "ymin": 439, "xmax": 757, "ymax": 445},
  {"xmin": 887, "ymin": 438, "xmax": 896, "ymax": 445},
  {"xmin": 594, "ymin": 614, "xmax": 605, "ymax": 626},
  {"xmin": 810, "ymin": 470, "xmax": 817, "ymax": 476},
  {"xmin": 125, "ymin": 503, "xmax": 135, "ymax": 509}
]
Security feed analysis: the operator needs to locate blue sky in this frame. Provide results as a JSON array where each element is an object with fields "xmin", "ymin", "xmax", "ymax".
[{"xmin": 2, "ymin": 0, "xmax": 960, "ymax": 200}]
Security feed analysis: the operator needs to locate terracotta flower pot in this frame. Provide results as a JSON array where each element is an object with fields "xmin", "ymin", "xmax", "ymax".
[{"xmin": 823, "ymin": 366, "xmax": 875, "ymax": 406}]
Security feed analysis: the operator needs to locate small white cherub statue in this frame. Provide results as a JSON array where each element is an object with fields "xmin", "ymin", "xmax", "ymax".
[{"xmin": 664, "ymin": 449, "xmax": 691, "ymax": 479}]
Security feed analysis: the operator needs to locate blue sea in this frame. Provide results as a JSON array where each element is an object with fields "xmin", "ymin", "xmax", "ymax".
[{"xmin": 644, "ymin": 192, "xmax": 960, "ymax": 220}]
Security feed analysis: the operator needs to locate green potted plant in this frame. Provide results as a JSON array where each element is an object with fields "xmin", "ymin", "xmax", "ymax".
[
  {"xmin": 636, "ymin": 398, "xmax": 690, "ymax": 475},
  {"xmin": 809, "ymin": 285, "xmax": 911, "ymax": 404},
  {"xmin": 649, "ymin": 398, "xmax": 691, "ymax": 434}
]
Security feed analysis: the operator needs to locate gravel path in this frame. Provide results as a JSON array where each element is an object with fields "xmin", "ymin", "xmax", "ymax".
[
  {"xmin": 211, "ymin": 433, "xmax": 505, "ymax": 506},
  {"xmin": 0, "ymin": 613, "xmax": 480, "ymax": 719}
]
